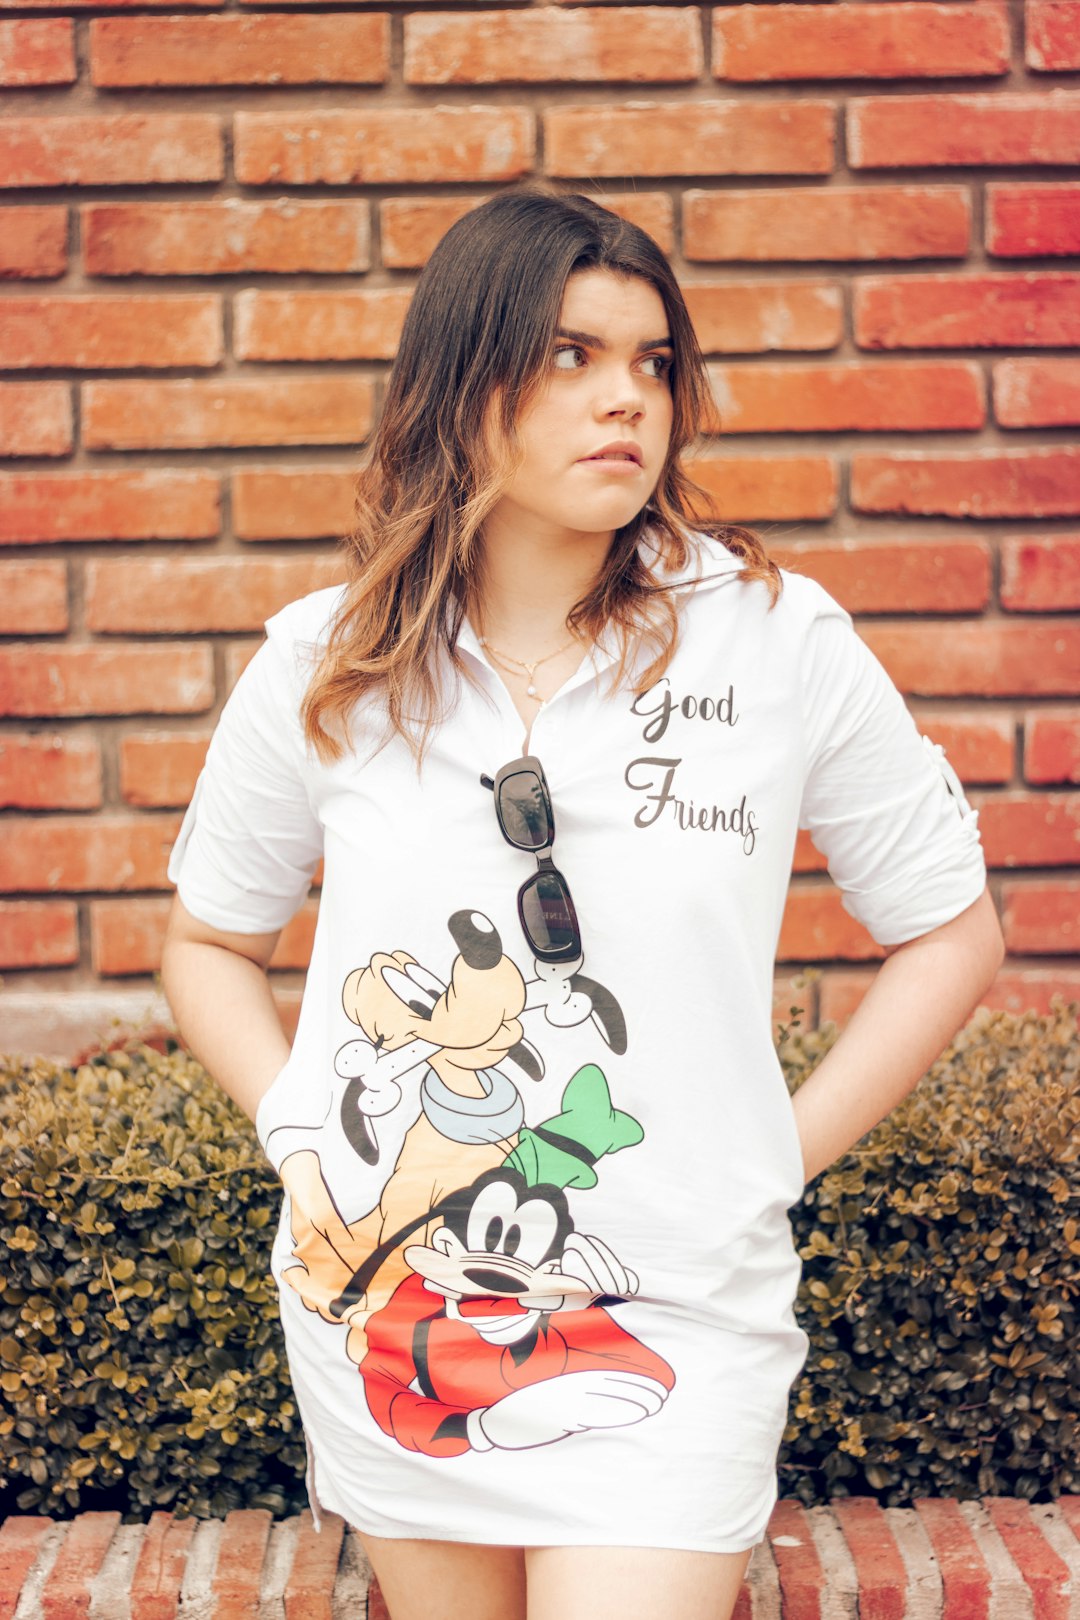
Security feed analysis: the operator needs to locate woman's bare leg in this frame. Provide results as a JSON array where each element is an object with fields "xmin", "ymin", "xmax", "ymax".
[
  {"xmin": 358, "ymin": 1532, "xmax": 527, "ymax": 1620},
  {"xmin": 524, "ymin": 1544, "xmax": 754, "ymax": 1620}
]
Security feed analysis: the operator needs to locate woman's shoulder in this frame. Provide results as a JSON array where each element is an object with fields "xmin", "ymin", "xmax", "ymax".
[
  {"xmin": 677, "ymin": 528, "xmax": 850, "ymax": 632},
  {"xmin": 264, "ymin": 582, "xmax": 350, "ymax": 669}
]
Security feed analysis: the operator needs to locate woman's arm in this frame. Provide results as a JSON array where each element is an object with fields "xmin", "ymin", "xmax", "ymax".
[
  {"xmin": 161, "ymin": 895, "xmax": 290, "ymax": 1126},
  {"xmin": 790, "ymin": 886, "xmax": 1005, "ymax": 1186}
]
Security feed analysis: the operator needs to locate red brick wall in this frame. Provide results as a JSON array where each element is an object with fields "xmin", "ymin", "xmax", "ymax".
[{"xmin": 2, "ymin": 1, "xmax": 1079, "ymax": 1052}]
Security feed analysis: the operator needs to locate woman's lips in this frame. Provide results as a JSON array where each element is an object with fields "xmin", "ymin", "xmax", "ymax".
[{"xmin": 578, "ymin": 455, "xmax": 643, "ymax": 473}]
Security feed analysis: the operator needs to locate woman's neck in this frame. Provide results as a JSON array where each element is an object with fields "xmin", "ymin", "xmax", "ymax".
[{"xmin": 473, "ymin": 518, "xmax": 614, "ymax": 656}]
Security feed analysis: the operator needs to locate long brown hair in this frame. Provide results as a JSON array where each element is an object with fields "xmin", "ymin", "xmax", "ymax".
[{"xmin": 302, "ymin": 183, "xmax": 780, "ymax": 765}]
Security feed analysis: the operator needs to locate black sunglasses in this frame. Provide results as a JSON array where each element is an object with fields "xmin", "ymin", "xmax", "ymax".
[{"xmin": 480, "ymin": 755, "xmax": 582, "ymax": 964}]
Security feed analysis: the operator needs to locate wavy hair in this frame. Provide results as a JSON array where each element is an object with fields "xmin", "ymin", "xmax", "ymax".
[{"xmin": 302, "ymin": 183, "xmax": 781, "ymax": 765}]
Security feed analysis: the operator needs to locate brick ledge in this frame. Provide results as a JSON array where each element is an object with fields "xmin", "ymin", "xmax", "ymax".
[{"xmin": 0, "ymin": 1497, "xmax": 1077, "ymax": 1618}]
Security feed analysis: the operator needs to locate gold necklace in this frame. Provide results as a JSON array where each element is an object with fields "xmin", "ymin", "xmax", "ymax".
[{"xmin": 478, "ymin": 633, "xmax": 580, "ymax": 701}]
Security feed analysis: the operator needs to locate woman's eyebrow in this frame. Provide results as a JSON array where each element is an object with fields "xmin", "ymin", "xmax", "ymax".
[{"xmin": 556, "ymin": 326, "xmax": 673, "ymax": 352}]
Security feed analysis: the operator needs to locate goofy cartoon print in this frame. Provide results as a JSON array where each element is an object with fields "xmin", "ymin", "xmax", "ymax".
[{"xmin": 264, "ymin": 909, "xmax": 675, "ymax": 1456}]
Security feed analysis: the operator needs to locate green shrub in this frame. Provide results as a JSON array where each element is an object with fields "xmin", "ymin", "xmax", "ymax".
[
  {"xmin": 777, "ymin": 998, "xmax": 1079, "ymax": 1505},
  {"xmin": 1, "ymin": 1001, "xmax": 1076, "ymax": 1520},
  {"xmin": 0, "ymin": 1045, "xmax": 305, "ymax": 1520}
]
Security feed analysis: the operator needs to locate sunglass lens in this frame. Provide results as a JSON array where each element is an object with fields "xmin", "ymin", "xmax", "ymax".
[
  {"xmin": 520, "ymin": 870, "xmax": 579, "ymax": 958},
  {"xmin": 497, "ymin": 770, "xmax": 552, "ymax": 850}
]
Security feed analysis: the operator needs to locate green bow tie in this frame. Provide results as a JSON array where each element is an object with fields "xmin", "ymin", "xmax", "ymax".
[{"xmin": 506, "ymin": 1063, "xmax": 644, "ymax": 1191}]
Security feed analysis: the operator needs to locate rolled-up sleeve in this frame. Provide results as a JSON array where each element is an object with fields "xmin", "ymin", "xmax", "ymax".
[
  {"xmin": 167, "ymin": 631, "xmax": 324, "ymax": 935},
  {"xmin": 797, "ymin": 589, "xmax": 987, "ymax": 948}
]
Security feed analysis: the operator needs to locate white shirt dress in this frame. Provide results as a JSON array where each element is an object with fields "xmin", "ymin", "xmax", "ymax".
[{"xmin": 167, "ymin": 533, "xmax": 987, "ymax": 1554}]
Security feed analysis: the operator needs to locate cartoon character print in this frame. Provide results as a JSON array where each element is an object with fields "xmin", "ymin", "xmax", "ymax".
[
  {"xmin": 270, "ymin": 909, "xmax": 675, "ymax": 1455},
  {"xmin": 361, "ymin": 1166, "xmax": 674, "ymax": 1457}
]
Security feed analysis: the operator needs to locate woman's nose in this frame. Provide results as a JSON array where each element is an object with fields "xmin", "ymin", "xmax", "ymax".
[{"xmin": 600, "ymin": 372, "xmax": 645, "ymax": 421}]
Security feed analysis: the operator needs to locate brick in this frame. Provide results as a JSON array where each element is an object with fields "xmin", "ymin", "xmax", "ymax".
[
  {"xmin": 995, "ymin": 358, "xmax": 1080, "ymax": 428},
  {"xmin": 912, "ymin": 1500, "xmax": 992, "ymax": 1618},
  {"xmin": 90, "ymin": 15, "xmax": 388, "ymax": 85},
  {"xmin": 0, "ymin": 115, "xmax": 222, "ymax": 189},
  {"xmin": 0, "ymin": 901, "xmax": 79, "ymax": 969},
  {"xmin": 0, "ymin": 817, "xmax": 180, "ymax": 894},
  {"xmin": 232, "ymin": 466, "xmax": 354, "ymax": 541},
  {"xmin": 82, "ymin": 378, "xmax": 374, "ymax": 451},
  {"xmin": 379, "ymin": 191, "xmax": 674, "ymax": 268},
  {"xmin": 0, "ymin": 1518, "xmax": 54, "ymax": 1620},
  {"xmin": 0, "ymin": 559, "xmax": 69, "ymax": 632},
  {"xmin": 0, "ymin": 645, "xmax": 214, "ymax": 718},
  {"xmin": 850, "ymin": 91, "xmax": 1080, "ymax": 168},
  {"xmin": 0, "ymin": 733, "xmax": 101, "ymax": 809},
  {"xmin": 83, "ymin": 200, "xmax": 371, "ymax": 277},
  {"xmin": 0, "ymin": 382, "xmax": 72, "ymax": 456},
  {"xmin": 0, "ymin": 471, "xmax": 219, "ymax": 546},
  {"xmin": 406, "ymin": 9, "xmax": 701, "ymax": 84},
  {"xmin": 1001, "ymin": 879, "xmax": 1079, "ymax": 952},
  {"xmin": 129, "ymin": 1512, "xmax": 197, "ymax": 1620},
  {"xmin": 985, "ymin": 1498, "xmax": 1073, "ymax": 1620},
  {"xmin": 235, "ymin": 108, "xmax": 533, "ymax": 186},
  {"xmin": 225, "ymin": 642, "xmax": 261, "ymax": 690},
  {"xmin": 778, "ymin": 884, "xmax": 884, "ymax": 962},
  {"xmin": 0, "ymin": 19, "xmax": 75, "ymax": 85},
  {"xmin": 768, "ymin": 1501, "xmax": 830, "ymax": 1610},
  {"xmin": 92, "ymin": 896, "xmax": 317, "ymax": 973},
  {"xmin": 41, "ymin": 1512, "xmax": 121, "ymax": 1618},
  {"xmin": 1025, "ymin": 709, "xmax": 1080, "ymax": 783},
  {"xmin": 211, "ymin": 1509, "xmax": 272, "ymax": 1617},
  {"xmin": 546, "ymin": 101, "xmax": 835, "ymax": 179},
  {"xmin": 854, "ymin": 272, "xmax": 1080, "ymax": 350},
  {"xmin": 368, "ymin": 1577, "xmax": 391, "ymax": 1620},
  {"xmin": 685, "ymin": 185, "xmax": 969, "ymax": 262},
  {"xmin": 1002, "ymin": 535, "xmax": 1080, "ymax": 611},
  {"xmin": 1, "ymin": 0, "xmax": 217, "ymax": 7},
  {"xmin": 685, "ymin": 280, "xmax": 841, "ymax": 355},
  {"xmin": 861, "ymin": 621, "xmax": 1080, "ymax": 697},
  {"xmin": 979, "ymin": 968, "xmax": 1080, "ymax": 1015},
  {"xmin": 975, "ymin": 791, "xmax": 1080, "ymax": 868},
  {"xmin": 120, "ymin": 732, "xmax": 210, "ymax": 807},
  {"xmin": 0, "ymin": 205, "xmax": 67, "ymax": 279},
  {"xmin": 686, "ymin": 453, "xmax": 838, "ymax": 521},
  {"xmin": 91, "ymin": 897, "xmax": 172, "ymax": 975},
  {"xmin": 1027, "ymin": 0, "xmax": 1080, "ymax": 70},
  {"xmin": 910, "ymin": 709, "xmax": 1015, "ymax": 783},
  {"xmin": 708, "ymin": 359, "xmax": 984, "ymax": 433},
  {"xmin": 832, "ymin": 1499, "xmax": 908, "ymax": 1619},
  {"xmin": 851, "ymin": 447, "xmax": 1080, "ymax": 519},
  {"xmin": 233, "ymin": 288, "xmax": 411, "ymax": 362},
  {"xmin": 987, "ymin": 183, "xmax": 1080, "ymax": 256},
  {"xmin": 714, "ymin": 2, "xmax": 1008, "ymax": 82},
  {"xmin": 87, "ymin": 557, "xmax": 343, "ymax": 634},
  {"xmin": 283, "ymin": 1510, "xmax": 345, "ymax": 1620},
  {"xmin": 0, "ymin": 296, "xmax": 221, "ymax": 371},
  {"xmin": 769, "ymin": 537, "xmax": 991, "ymax": 614}
]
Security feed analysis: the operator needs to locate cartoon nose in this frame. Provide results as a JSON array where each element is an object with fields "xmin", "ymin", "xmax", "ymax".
[
  {"xmin": 463, "ymin": 1267, "xmax": 528, "ymax": 1293},
  {"xmin": 448, "ymin": 910, "xmax": 503, "ymax": 971}
]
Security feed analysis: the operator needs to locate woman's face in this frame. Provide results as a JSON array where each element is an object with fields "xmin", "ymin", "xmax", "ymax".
[{"xmin": 486, "ymin": 268, "xmax": 676, "ymax": 547}]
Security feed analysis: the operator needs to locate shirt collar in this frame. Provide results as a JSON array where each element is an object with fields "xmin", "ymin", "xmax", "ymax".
[{"xmin": 451, "ymin": 527, "xmax": 744, "ymax": 674}]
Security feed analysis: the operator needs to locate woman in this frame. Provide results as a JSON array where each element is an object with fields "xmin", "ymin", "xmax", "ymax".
[{"xmin": 162, "ymin": 186, "xmax": 1004, "ymax": 1620}]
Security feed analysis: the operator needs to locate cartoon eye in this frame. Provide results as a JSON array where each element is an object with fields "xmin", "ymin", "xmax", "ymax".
[
  {"xmin": 380, "ymin": 963, "xmax": 444, "ymax": 1021},
  {"xmin": 466, "ymin": 1180, "xmax": 558, "ymax": 1266}
]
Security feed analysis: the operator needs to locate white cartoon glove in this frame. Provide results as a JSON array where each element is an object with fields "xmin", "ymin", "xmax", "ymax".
[
  {"xmin": 556, "ymin": 1232, "xmax": 640, "ymax": 1303},
  {"xmin": 467, "ymin": 1370, "xmax": 669, "ymax": 1451}
]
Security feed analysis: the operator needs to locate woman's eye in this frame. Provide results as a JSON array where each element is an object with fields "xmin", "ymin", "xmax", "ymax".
[
  {"xmin": 553, "ymin": 346, "xmax": 586, "ymax": 371},
  {"xmin": 641, "ymin": 354, "xmax": 672, "ymax": 380}
]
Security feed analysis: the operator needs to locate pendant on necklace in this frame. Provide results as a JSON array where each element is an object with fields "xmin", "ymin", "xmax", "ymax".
[{"xmin": 527, "ymin": 684, "xmax": 538, "ymax": 697}]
